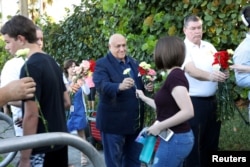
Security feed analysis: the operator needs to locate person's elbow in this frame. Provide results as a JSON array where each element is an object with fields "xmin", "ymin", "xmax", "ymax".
[
  {"xmin": 63, "ymin": 92, "xmax": 71, "ymax": 109},
  {"xmin": 186, "ymin": 107, "xmax": 194, "ymax": 120},
  {"xmin": 64, "ymin": 100, "xmax": 71, "ymax": 109}
]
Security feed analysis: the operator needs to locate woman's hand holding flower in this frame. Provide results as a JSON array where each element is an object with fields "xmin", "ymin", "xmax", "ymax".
[
  {"xmin": 76, "ymin": 78, "xmax": 85, "ymax": 87},
  {"xmin": 70, "ymin": 83, "xmax": 81, "ymax": 93}
]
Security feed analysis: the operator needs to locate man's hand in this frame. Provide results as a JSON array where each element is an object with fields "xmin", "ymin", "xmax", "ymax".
[
  {"xmin": 145, "ymin": 82, "xmax": 154, "ymax": 92},
  {"xmin": 5, "ymin": 77, "xmax": 36, "ymax": 101},
  {"xmin": 209, "ymin": 70, "xmax": 228, "ymax": 82},
  {"xmin": 119, "ymin": 78, "xmax": 135, "ymax": 91}
]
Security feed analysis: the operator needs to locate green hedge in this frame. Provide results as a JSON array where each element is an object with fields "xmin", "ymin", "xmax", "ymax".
[{"xmin": 1, "ymin": 0, "xmax": 250, "ymax": 99}]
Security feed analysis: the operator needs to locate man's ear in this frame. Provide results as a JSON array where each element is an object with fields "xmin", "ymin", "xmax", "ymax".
[{"xmin": 16, "ymin": 35, "xmax": 26, "ymax": 45}]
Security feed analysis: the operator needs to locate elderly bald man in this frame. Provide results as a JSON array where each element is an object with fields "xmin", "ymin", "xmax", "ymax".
[{"xmin": 93, "ymin": 33, "xmax": 153, "ymax": 167}]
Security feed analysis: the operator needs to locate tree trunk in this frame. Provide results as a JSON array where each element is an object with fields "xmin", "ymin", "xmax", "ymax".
[{"xmin": 19, "ymin": 0, "xmax": 28, "ymax": 17}]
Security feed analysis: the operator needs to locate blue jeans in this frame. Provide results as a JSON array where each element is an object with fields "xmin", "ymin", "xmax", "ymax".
[
  {"xmin": 101, "ymin": 132, "xmax": 143, "ymax": 167},
  {"xmin": 152, "ymin": 130, "xmax": 194, "ymax": 167}
]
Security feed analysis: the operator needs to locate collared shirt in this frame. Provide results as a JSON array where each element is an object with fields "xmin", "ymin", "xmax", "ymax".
[
  {"xmin": 183, "ymin": 38, "xmax": 218, "ymax": 97},
  {"xmin": 233, "ymin": 33, "xmax": 250, "ymax": 88}
]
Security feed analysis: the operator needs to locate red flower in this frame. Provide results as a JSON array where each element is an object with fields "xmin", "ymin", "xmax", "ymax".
[
  {"xmin": 89, "ymin": 59, "xmax": 96, "ymax": 72},
  {"xmin": 212, "ymin": 49, "xmax": 236, "ymax": 121},
  {"xmin": 138, "ymin": 61, "xmax": 157, "ymax": 84},
  {"xmin": 212, "ymin": 51, "xmax": 230, "ymax": 70},
  {"xmin": 138, "ymin": 66, "xmax": 148, "ymax": 76}
]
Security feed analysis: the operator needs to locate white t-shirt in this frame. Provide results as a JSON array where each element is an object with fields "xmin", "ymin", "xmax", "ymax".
[
  {"xmin": 0, "ymin": 57, "xmax": 25, "ymax": 136},
  {"xmin": 183, "ymin": 38, "xmax": 218, "ymax": 97}
]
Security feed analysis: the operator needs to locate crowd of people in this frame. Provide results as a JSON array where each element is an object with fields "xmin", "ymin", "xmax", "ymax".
[{"xmin": 0, "ymin": 5, "xmax": 250, "ymax": 167}]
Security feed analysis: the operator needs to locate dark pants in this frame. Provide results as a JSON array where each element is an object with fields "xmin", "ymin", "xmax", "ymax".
[
  {"xmin": 101, "ymin": 132, "xmax": 143, "ymax": 167},
  {"xmin": 43, "ymin": 146, "xmax": 68, "ymax": 167},
  {"xmin": 184, "ymin": 96, "xmax": 221, "ymax": 167},
  {"xmin": 87, "ymin": 87, "xmax": 96, "ymax": 101}
]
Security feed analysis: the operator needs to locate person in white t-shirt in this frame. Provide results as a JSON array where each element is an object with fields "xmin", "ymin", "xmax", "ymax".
[{"xmin": 1, "ymin": 56, "xmax": 25, "ymax": 136}]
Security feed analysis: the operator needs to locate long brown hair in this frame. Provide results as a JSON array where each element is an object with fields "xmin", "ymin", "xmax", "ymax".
[{"xmin": 63, "ymin": 59, "xmax": 78, "ymax": 78}]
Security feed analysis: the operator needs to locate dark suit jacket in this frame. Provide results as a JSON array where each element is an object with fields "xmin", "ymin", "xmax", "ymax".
[{"xmin": 93, "ymin": 52, "xmax": 145, "ymax": 134}]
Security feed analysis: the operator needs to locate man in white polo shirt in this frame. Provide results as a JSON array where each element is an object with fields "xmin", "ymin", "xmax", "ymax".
[{"xmin": 182, "ymin": 15, "xmax": 228, "ymax": 167}]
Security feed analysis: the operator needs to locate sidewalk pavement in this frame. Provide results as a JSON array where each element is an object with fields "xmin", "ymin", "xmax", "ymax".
[{"xmin": 7, "ymin": 146, "xmax": 100, "ymax": 167}]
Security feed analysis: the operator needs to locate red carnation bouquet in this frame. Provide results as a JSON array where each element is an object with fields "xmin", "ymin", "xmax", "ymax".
[
  {"xmin": 212, "ymin": 49, "xmax": 235, "ymax": 121},
  {"xmin": 138, "ymin": 61, "xmax": 157, "ymax": 85},
  {"xmin": 81, "ymin": 59, "xmax": 96, "ymax": 75}
]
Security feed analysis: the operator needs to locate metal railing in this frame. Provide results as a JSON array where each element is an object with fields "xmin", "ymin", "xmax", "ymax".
[
  {"xmin": 0, "ymin": 112, "xmax": 17, "ymax": 167},
  {"xmin": 0, "ymin": 112, "xmax": 106, "ymax": 167}
]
